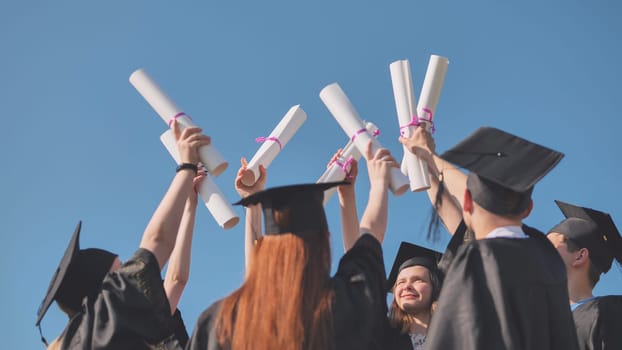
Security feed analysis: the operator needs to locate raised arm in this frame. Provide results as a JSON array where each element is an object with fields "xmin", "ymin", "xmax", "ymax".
[
  {"xmin": 327, "ymin": 149, "xmax": 360, "ymax": 252},
  {"xmin": 139, "ymin": 122, "xmax": 211, "ymax": 270},
  {"xmin": 359, "ymin": 142, "xmax": 398, "ymax": 243},
  {"xmin": 235, "ymin": 158, "xmax": 266, "ymax": 274},
  {"xmin": 399, "ymin": 127, "xmax": 465, "ymax": 234},
  {"xmin": 163, "ymin": 170, "xmax": 205, "ymax": 315}
]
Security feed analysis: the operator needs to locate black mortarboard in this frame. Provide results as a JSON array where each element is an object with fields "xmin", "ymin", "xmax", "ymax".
[
  {"xmin": 36, "ymin": 221, "xmax": 117, "ymax": 326},
  {"xmin": 234, "ymin": 182, "xmax": 348, "ymax": 235},
  {"xmin": 440, "ymin": 127, "xmax": 564, "ymax": 215},
  {"xmin": 550, "ymin": 200, "xmax": 622, "ymax": 274},
  {"xmin": 387, "ymin": 242, "xmax": 443, "ymax": 293}
]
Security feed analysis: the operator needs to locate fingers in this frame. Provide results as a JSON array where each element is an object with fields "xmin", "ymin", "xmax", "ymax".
[
  {"xmin": 240, "ymin": 157, "xmax": 248, "ymax": 168},
  {"xmin": 365, "ymin": 141, "xmax": 373, "ymax": 160}
]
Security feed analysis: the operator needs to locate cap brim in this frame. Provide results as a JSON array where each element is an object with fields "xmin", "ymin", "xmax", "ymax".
[
  {"xmin": 234, "ymin": 181, "xmax": 350, "ymax": 207},
  {"xmin": 36, "ymin": 221, "xmax": 82, "ymax": 326}
]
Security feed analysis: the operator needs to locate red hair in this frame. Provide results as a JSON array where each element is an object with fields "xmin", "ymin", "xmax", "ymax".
[{"xmin": 217, "ymin": 228, "xmax": 334, "ymax": 350}]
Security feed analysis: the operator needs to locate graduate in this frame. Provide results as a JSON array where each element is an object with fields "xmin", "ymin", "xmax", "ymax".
[
  {"xmin": 186, "ymin": 142, "xmax": 396, "ymax": 350},
  {"xmin": 35, "ymin": 123, "xmax": 210, "ymax": 349},
  {"xmin": 385, "ymin": 243, "xmax": 443, "ymax": 350},
  {"xmin": 547, "ymin": 201, "xmax": 622, "ymax": 350},
  {"xmin": 422, "ymin": 127, "xmax": 579, "ymax": 350}
]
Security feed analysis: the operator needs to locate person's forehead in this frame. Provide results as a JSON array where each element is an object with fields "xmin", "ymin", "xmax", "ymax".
[{"xmin": 397, "ymin": 265, "xmax": 431, "ymax": 278}]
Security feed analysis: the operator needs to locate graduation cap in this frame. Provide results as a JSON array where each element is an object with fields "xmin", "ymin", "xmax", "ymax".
[
  {"xmin": 550, "ymin": 200, "xmax": 622, "ymax": 274},
  {"xmin": 387, "ymin": 242, "xmax": 443, "ymax": 293},
  {"xmin": 235, "ymin": 181, "xmax": 348, "ymax": 235},
  {"xmin": 440, "ymin": 127, "xmax": 564, "ymax": 216},
  {"xmin": 36, "ymin": 221, "xmax": 117, "ymax": 327}
]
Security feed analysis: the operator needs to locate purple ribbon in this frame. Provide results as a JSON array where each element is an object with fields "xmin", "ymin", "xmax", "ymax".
[
  {"xmin": 168, "ymin": 112, "xmax": 192, "ymax": 127},
  {"xmin": 256, "ymin": 136, "xmax": 282, "ymax": 150},
  {"xmin": 399, "ymin": 108, "xmax": 435, "ymax": 136}
]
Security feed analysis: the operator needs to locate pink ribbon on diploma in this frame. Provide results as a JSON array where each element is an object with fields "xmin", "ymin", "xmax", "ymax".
[
  {"xmin": 256, "ymin": 136, "xmax": 282, "ymax": 150},
  {"xmin": 334, "ymin": 156, "xmax": 354, "ymax": 179},
  {"xmin": 168, "ymin": 112, "xmax": 192, "ymax": 127},
  {"xmin": 351, "ymin": 128, "xmax": 380, "ymax": 142},
  {"xmin": 399, "ymin": 108, "xmax": 436, "ymax": 136}
]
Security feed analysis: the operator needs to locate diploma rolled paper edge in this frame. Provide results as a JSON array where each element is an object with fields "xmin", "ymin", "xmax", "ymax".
[
  {"xmin": 319, "ymin": 83, "xmax": 409, "ymax": 196},
  {"xmin": 160, "ymin": 130, "xmax": 239, "ymax": 229},
  {"xmin": 242, "ymin": 105, "xmax": 307, "ymax": 186},
  {"xmin": 130, "ymin": 68, "xmax": 228, "ymax": 176}
]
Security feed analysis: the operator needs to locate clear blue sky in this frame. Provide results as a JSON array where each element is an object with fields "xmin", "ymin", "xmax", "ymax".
[{"xmin": 1, "ymin": 1, "xmax": 620, "ymax": 348}]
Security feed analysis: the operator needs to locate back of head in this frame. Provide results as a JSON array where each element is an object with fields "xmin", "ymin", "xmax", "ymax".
[
  {"xmin": 440, "ymin": 127, "xmax": 563, "ymax": 221},
  {"xmin": 551, "ymin": 200, "xmax": 622, "ymax": 277},
  {"xmin": 220, "ymin": 182, "xmax": 343, "ymax": 350}
]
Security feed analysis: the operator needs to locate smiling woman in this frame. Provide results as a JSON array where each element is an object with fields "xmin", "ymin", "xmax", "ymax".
[{"xmin": 385, "ymin": 242, "xmax": 443, "ymax": 350}]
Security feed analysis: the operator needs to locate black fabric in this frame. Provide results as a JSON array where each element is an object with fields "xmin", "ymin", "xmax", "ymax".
[
  {"xmin": 56, "ymin": 249, "xmax": 186, "ymax": 350},
  {"xmin": 382, "ymin": 320, "xmax": 413, "ymax": 350},
  {"xmin": 467, "ymin": 173, "xmax": 533, "ymax": 216},
  {"xmin": 440, "ymin": 126, "xmax": 564, "ymax": 192},
  {"xmin": 55, "ymin": 248, "xmax": 118, "ymax": 313},
  {"xmin": 573, "ymin": 295, "xmax": 622, "ymax": 350},
  {"xmin": 234, "ymin": 182, "xmax": 348, "ymax": 236},
  {"xmin": 185, "ymin": 234, "xmax": 387, "ymax": 350},
  {"xmin": 437, "ymin": 220, "xmax": 469, "ymax": 274},
  {"xmin": 37, "ymin": 221, "xmax": 83, "ymax": 326},
  {"xmin": 426, "ymin": 231, "xmax": 579, "ymax": 350}
]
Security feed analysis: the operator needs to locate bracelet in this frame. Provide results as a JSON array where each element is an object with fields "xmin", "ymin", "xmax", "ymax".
[{"xmin": 176, "ymin": 163, "xmax": 198, "ymax": 175}]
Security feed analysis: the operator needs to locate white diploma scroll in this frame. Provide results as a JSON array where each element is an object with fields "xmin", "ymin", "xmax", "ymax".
[
  {"xmin": 319, "ymin": 83, "xmax": 409, "ymax": 196},
  {"xmin": 160, "ymin": 130, "xmax": 240, "ymax": 230},
  {"xmin": 129, "ymin": 68, "xmax": 228, "ymax": 176},
  {"xmin": 241, "ymin": 105, "xmax": 307, "ymax": 186},
  {"xmin": 417, "ymin": 55, "xmax": 449, "ymax": 130},
  {"xmin": 317, "ymin": 122, "xmax": 378, "ymax": 205},
  {"xmin": 390, "ymin": 59, "xmax": 431, "ymax": 192}
]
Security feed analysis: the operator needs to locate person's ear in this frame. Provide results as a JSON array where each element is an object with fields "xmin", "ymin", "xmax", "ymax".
[
  {"xmin": 521, "ymin": 200, "xmax": 534, "ymax": 219},
  {"xmin": 463, "ymin": 189, "xmax": 474, "ymax": 214},
  {"xmin": 572, "ymin": 248, "xmax": 590, "ymax": 267}
]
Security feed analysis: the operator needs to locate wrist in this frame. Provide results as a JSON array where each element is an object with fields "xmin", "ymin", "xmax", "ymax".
[{"xmin": 176, "ymin": 163, "xmax": 198, "ymax": 175}]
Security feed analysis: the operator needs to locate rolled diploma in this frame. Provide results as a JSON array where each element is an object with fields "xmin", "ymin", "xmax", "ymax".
[
  {"xmin": 242, "ymin": 105, "xmax": 307, "ymax": 186},
  {"xmin": 160, "ymin": 130, "xmax": 240, "ymax": 230},
  {"xmin": 390, "ymin": 59, "xmax": 431, "ymax": 192},
  {"xmin": 129, "ymin": 68, "xmax": 228, "ymax": 176},
  {"xmin": 317, "ymin": 121, "xmax": 378, "ymax": 205},
  {"xmin": 417, "ymin": 55, "xmax": 449, "ymax": 129},
  {"xmin": 319, "ymin": 83, "xmax": 409, "ymax": 196}
]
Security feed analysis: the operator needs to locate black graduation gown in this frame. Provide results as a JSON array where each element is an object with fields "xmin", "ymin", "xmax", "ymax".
[
  {"xmin": 573, "ymin": 295, "xmax": 622, "ymax": 350},
  {"xmin": 185, "ymin": 233, "xmax": 387, "ymax": 350},
  {"xmin": 425, "ymin": 226, "xmax": 580, "ymax": 350},
  {"xmin": 57, "ymin": 248, "xmax": 188, "ymax": 350},
  {"xmin": 383, "ymin": 321, "xmax": 413, "ymax": 350}
]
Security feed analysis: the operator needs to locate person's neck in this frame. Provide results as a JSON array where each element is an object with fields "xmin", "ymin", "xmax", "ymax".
[
  {"xmin": 472, "ymin": 213, "xmax": 522, "ymax": 240},
  {"xmin": 408, "ymin": 311, "xmax": 431, "ymax": 334},
  {"xmin": 567, "ymin": 271, "xmax": 594, "ymax": 305}
]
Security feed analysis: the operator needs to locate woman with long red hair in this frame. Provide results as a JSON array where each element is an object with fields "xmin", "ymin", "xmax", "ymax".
[{"xmin": 186, "ymin": 142, "xmax": 396, "ymax": 350}]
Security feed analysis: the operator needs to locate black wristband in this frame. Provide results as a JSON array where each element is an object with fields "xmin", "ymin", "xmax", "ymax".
[{"xmin": 176, "ymin": 163, "xmax": 198, "ymax": 174}]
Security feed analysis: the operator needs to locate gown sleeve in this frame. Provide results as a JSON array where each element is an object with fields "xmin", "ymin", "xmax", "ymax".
[
  {"xmin": 573, "ymin": 295, "xmax": 622, "ymax": 350},
  {"xmin": 331, "ymin": 233, "xmax": 387, "ymax": 350}
]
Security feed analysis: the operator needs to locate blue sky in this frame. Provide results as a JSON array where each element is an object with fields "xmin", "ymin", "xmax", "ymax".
[{"xmin": 1, "ymin": 1, "xmax": 621, "ymax": 348}]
